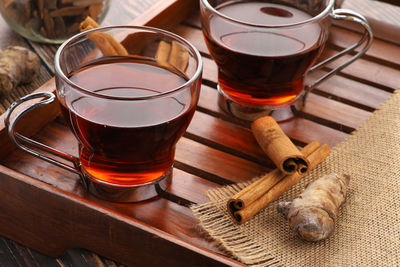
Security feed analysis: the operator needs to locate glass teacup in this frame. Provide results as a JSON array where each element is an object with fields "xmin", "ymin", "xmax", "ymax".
[
  {"xmin": 200, "ymin": 0, "xmax": 372, "ymax": 121},
  {"xmin": 5, "ymin": 26, "xmax": 203, "ymax": 202}
]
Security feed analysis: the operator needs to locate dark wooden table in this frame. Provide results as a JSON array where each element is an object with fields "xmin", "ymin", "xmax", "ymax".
[{"xmin": 0, "ymin": 0, "xmax": 399, "ymax": 266}]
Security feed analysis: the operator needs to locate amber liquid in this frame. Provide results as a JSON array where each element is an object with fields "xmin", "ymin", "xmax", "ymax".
[
  {"xmin": 204, "ymin": 1, "xmax": 324, "ymax": 106},
  {"xmin": 60, "ymin": 57, "xmax": 195, "ymax": 185}
]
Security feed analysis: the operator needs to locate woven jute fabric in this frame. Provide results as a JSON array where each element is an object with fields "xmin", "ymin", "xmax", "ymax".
[{"xmin": 191, "ymin": 91, "xmax": 400, "ymax": 267}]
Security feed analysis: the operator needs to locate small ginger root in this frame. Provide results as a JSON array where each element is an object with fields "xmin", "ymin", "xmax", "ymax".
[
  {"xmin": 0, "ymin": 46, "xmax": 40, "ymax": 95},
  {"xmin": 277, "ymin": 173, "xmax": 350, "ymax": 242}
]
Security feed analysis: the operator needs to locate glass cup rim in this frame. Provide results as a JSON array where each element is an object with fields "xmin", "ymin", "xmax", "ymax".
[
  {"xmin": 54, "ymin": 25, "xmax": 203, "ymax": 101},
  {"xmin": 200, "ymin": 0, "xmax": 335, "ymax": 28}
]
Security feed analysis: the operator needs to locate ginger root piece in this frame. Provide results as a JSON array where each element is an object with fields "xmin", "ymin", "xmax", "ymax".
[
  {"xmin": 0, "ymin": 46, "xmax": 40, "ymax": 95},
  {"xmin": 277, "ymin": 173, "xmax": 350, "ymax": 242}
]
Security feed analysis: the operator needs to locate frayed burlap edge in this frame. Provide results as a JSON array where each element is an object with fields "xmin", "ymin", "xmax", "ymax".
[{"xmin": 191, "ymin": 180, "xmax": 283, "ymax": 267}]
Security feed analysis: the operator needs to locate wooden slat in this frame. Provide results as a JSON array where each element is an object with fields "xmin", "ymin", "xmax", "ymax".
[
  {"xmin": 167, "ymin": 168, "xmax": 218, "ymax": 204},
  {"xmin": 28, "ymin": 43, "xmax": 58, "ymax": 74},
  {"xmin": 197, "ymin": 84, "xmax": 222, "ymax": 116},
  {"xmin": 279, "ymin": 117, "xmax": 348, "ymax": 146},
  {"xmin": 320, "ymin": 48, "xmax": 400, "ymax": 91},
  {"xmin": 371, "ymin": 0, "xmax": 400, "ymax": 6},
  {"xmin": 174, "ymin": 24, "xmax": 208, "ymax": 54},
  {"xmin": 302, "ymin": 93, "xmax": 371, "ymax": 130},
  {"xmin": 188, "ymin": 110, "xmax": 272, "ymax": 166},
  {"xmin": 328, "ymin": 26, "xmax": 400, "ymax": 68},
  {"xmin": 308, "ymin": 70, "xmax": 392, "ymax": 111},
  {"xmin": 176, "ymin": 137, "xmax": 269, "ymax": 184},
  {"xmin": 129, "ymin": 0, "xmax": 199, "ymax": 31},
  {"xmin": 343, "ymin": 0, "xmax": 400, "ymax": 27},
  {"xmin": 0, "ymin": 238, "xmax": 26, "ymax": 266},
  {"xmin": 202, "ymin": 57, "xmax": 219, "ymax": 84},
  {"xmin": 184, "ymin": 12, "xmax": 202, "ymax": 29},
  {"xmin": 103, "ymin": 0, "xmax": 157, "ymax": 26}
]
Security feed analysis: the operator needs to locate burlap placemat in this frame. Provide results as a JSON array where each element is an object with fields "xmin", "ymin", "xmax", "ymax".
[{"xmin": 191, "ymin": 91, "xmax": 400, "ymax": 267}]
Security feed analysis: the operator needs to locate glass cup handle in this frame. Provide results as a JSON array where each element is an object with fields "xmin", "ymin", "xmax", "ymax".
[
  {"xmin": 306, "ymin": 9, "xmax": 374, "ymax": 93},
  {"xmin": 4, "ymin": 92, "xmax": 87, "ymax": 188}
]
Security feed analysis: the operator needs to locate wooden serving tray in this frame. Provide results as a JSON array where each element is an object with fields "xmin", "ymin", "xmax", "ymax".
[{"xmin": 0, "ymin": 0, "xmax": 400, "ymax": 266}]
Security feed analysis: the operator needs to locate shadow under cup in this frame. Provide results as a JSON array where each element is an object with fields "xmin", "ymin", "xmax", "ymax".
[
  {"xmin": 54, "ymin": 26, "xmax": 202, "ymax": 198},
  {"xmin": 200, "ymin": 0, "xmax": 371, "ymax": 121}
]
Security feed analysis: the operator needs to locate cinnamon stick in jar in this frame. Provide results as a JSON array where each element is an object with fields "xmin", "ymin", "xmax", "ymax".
[{"xmin": 251, "ymin": 116, "xmax": 308, "ymax": 175}]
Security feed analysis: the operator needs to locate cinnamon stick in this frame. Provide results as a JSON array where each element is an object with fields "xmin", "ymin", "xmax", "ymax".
[
  {"xmin": 43, "ymin": 8, "xmax": 56, "ymax": 39},
  {"xmin": 168, "ymin": 41, "xmax": 189, "ymax": 72},
  {"xmin": 155, "ymin": 41, "xmax": 171, "ymax": 67},
  {"xmin": 79, "ymin": 16, "xmax": 128, "ymax": 57},
  {"xmin": 80, "ymin": 15, "xmax": 99, "ymax": 30},
  {"xmin": 228, "ymin": 140, "xmax": 320, "ymax": 211},
  {"xmin": 229, "ymin": 143, "xmax": 330, "ymax": 224},
  {"xmin": 251, "ymin": 116, "xmax": 309, "ymax": 175},
  {"xmin": 154, "ymin": 40, "xmax": 190, "ymax": 74}
]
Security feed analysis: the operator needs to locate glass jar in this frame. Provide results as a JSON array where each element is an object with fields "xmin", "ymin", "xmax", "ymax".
[{"xmin": 0, "ymin": 0, "xmax": 110, "ymax": 44}]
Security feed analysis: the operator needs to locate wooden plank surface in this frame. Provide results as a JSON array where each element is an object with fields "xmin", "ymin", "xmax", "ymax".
[
  {"xmin": 344, "ymin": 0, "xmax": 400, "ymax": 26},
  {"xmin": 0, "ymin": 0, "xmax": 399, "ymax": 266}
]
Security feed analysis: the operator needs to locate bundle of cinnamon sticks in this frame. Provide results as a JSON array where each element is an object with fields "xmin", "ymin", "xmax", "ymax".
[
  {"xmin": 227, "ymin": 116, "xmax": 331, "ymax": 224},
  {"xmin": 4, "ymin": 0, "xmax": 105, "ymax": 40}
]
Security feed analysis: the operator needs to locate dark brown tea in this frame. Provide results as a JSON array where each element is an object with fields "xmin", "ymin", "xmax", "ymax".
[
  {"xmin": 60, "ymin": 57, "xmax": 195, "ymax": 185},
  {"xmin": 203, "ymin": 1, "xmax": 325, "ymax": 107}
]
